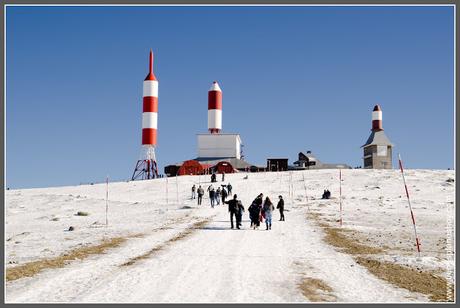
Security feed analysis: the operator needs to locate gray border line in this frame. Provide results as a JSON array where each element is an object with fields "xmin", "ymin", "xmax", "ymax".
[{"xmin": 1, "ymin": 1, "xmax": 457, "ymax": 308}]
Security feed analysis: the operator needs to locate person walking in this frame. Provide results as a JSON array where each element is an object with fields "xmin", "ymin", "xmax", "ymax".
[
  {"xmin": 225, "ymin": 194, "xmax": 240, "ymax": 229},
  {"xmin": 191, "ymin": 184, "xmax": 196, "ymax": 200},
  {"xmin": 215, "ymin": 187, "xmax": 221, "ymax": 205},
  {"xmin": 251, "ymin": 193, "xmax": 263, "ymax": 227},
  {"xmin": 208, "ymin": 185, "xmax": 216, "ymax": 208},
  {"xmin": 263, "ymin": 197, "xmax": 275, "ymax": 230},
  {"xmin": 222, "ymin": 171, "xmax": 225, "ymax": 182},
  {"xmin": 277, "ymin": 195, "xmax": 285, "ymax": 221},
  {"xmin": 197, "ymin": 185, "xmax": 204, "ymax": 205},
  {"xmin": 227, "ymin": 183, "xmax": 232, "ymax": 195},
  {"xmin": 221, "ymin": 186, "xmax": 228, "ymax": 204},
  {"xmin": 236, "ymin": 200, "xmax": 245, "ymax": 229},
  {"xmin": 248, "ymin": 201, "xmax": 260, "ymax": 229}
]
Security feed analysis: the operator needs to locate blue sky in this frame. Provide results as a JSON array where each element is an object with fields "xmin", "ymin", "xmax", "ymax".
[{"xmin": 6, "ymin": 6, "xmax": 454, "ymax": 188}]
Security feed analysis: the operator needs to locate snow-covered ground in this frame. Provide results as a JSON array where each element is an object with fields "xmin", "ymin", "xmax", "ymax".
[{"xmin": 5, "ymin": 169, "xmax": 455, "ymax": 303}]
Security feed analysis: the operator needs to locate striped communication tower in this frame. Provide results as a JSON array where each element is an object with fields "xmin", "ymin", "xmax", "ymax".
[
  {"xmin": 132, "ymin": 50, "xmax": 159, "ymax": 180},
  {"xmin": 208, "ymin": 81, "xmax": 222, "ymax": 134}
]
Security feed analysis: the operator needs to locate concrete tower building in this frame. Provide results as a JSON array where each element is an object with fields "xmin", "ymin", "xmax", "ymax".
[
  {"xmin": 197, "ymin": 81, "xmax": 242, "ymax": 160},
  {"xmin": 361, "ymin": 105, "xmax": 394, "ymax": 169}
]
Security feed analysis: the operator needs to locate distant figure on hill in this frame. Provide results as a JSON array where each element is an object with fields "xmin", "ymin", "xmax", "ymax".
[
  {"xmin": 263, "ymin": 197, "xmax": 275, "ymax": 230},
  {"xmin": 197, "ymin": 185, "xmax": 204, "ymax": 205},
  {"xmin": 208, "ymin": 185, "xmax": 216, "ymax": 208},
  {"xmin": 277, "ymin": 195, "xmax": 285, "ymax": 221},
  {"xmin": 225, "ymin": 194, "xmax": 240, "ymax": 229},
  {"xmin": 227, "ymin": 183, "xmax": 232, "ymax": 195},
  {"xmin": 191, "ymin": 184, "xmax": 196, "ymax": 200},
  {"xmin": 322, "ymin": 189, "xmax": 331, "ymax": 199},
  {"xmin": 221, "ymin": 186, "xmax": 228, "ymax": 204},
  {"xmin": 215, "ymin": 187, "xmax": 221, "ymax": 205},
  {"xmin": 222, "ymin": 172, "xmax": 225, "ymax": 182}
]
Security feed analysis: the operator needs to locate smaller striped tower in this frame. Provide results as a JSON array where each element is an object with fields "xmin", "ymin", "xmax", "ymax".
[
  {"xmin": 361, "ymin": 104, "xmax": 393, "ymax": 169},
  {"xmin": 208, "ymin": 81, "xmax": 222, "ymax": 134},
  {"xmin": 372, "ymin": 104, "xmax": 383, "ymax": 131},
  {"xmin": 132, "ymin": 50, "xmax": 159, "ymax": 180}
]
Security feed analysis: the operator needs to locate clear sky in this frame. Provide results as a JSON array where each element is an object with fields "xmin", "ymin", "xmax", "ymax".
[{"xmin": 6, "ymin": 5, "xmax": 454, "ymax": 189}]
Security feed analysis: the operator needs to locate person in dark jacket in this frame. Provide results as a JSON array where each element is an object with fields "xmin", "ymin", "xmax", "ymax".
[
  {"xmin": 252, "ymin": 193, "xmax": 264, "ymax": 227},
  {"xmin": 248, "ymin": 202, "xmax": 261, "ymax": 229},
  {"xmin": 277, "ymin": 195, "xmax": 285, "ymax": 221},
  {"xmin": 191, "ymin": 184, "xmax": 196, "ymax": 199},
  {"xmin": 236, "ymin": 200, "xmax": 245, "ymax": 229},
  {"xmin": 227, "ymin": 183, "xmax": 232, "ymax": 195},
  {"xmin": 208, "ymin": 185, "xmax": 215, "ymax": 208},
  {"xmin": 225, "ymin": 194, "xmax": 240, "ymax": 229},
  {"xmin": 221, "ymin": 187, "xmax": 228, "ymax": 204},
  {"xmin": 222, "ymin": 172, "xmax": 225, "ymax": 182}
]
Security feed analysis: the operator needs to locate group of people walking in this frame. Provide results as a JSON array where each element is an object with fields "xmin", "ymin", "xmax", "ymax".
[
  {"xmin": 192, "ymin": 183, "xmax": 285, "ymax": 231},
  {"xmin": 191, "ymin": 183, "xmax": 232, "ymax": 207},
  {"xmin": 225, "ymin": 193, "xmax": 285, "ymax": 231},
  {"xmin": 248, "ymin": 194, "xmax": 284, "ymax": 230}
]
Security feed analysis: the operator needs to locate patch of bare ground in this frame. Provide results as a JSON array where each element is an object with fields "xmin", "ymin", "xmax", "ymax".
[
  {"xmin": 299, "ymin": 277, "xmax": 337, "ymax": 302},
  {"xmin": 307, "ymin": 212, "xmax": 454, "ymax": 302},
  {"xmin": 356, "ymin": 257, "xmax": 454, "ymax": 302},
  {"xmin": 120, "ymin": 218, "xmax": 210, "ymax": 267},
  {"xmin": 6, "ymin": 234, "xmax": 142, "ymax": 282}
]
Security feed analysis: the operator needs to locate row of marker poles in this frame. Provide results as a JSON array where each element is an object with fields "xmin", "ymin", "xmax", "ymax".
[
  {"xmin": 398, "ymin": 153, "xmax": 421, "ymax": 258},
  {"xmin": 105, "ymin": 175, "xmax": 109, "ymax": 227},
  {"xmin": 339, "ymin": 170, "xmax": 343, "ymax": 227},
  {"xmin": 302, "ymin": 173, "xmax": 309, "ymax": 211}
]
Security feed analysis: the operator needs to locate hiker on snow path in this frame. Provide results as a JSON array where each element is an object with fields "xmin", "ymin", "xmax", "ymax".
[
  {"xmin": 227, "ymin": 183, "xmax": 233, "ymax": 195},
  {"xmin": 263, "ymin": 197, "xmax": 275, "ymax": 230},
  {"xmin": 277, "ymin": 195, "xmax": 285, "ymax": 221},
  {"xmin": 197, "ymin": 185, "xmax": 204, "ymax": 205},
  {"xmin": 250, "ymin": 193, "xmax": 263, "ymax": 228},
  {"xmin": 236, "ymin": 200, "xmax": 245, "ymax": 229},
  {"xmin": 221, "ymin": 186, "xmax": 228, "ymax": 204},
  {"xmin": 248, "ymin": 201, "xmax": 261, "ymax": 229},
  {"xmin": 215, "ymin": 187, "xmax": 221, "ymax": 205},
  {"xmin": 208, "ymin": 185, "xmax": 216, "ymax": 208},
  {"xmin": 191, "ymin": 184, "xmax": 196, "ymax": 199},
  {"xmin": 225, "ymin": 194, "xmax": 240, "ymax": 229}
]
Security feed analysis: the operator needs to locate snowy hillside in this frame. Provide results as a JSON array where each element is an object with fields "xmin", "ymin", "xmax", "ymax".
[{"xmin": 5, "ymin": 169, "xmax": 455, "ymax": 303}]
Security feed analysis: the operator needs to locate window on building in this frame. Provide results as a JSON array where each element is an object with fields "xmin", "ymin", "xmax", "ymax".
[{"xmin": 377, "ymin": 146, "xmax": 387, "ymax": 157}]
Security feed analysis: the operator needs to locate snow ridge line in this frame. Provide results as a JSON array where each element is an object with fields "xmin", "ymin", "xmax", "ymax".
[{"xmin": 119, "ymin": 217, "xmax": 213, "ymax": 267}]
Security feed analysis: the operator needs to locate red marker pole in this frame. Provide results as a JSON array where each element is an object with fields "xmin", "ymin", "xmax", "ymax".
[
  {"xmin": 339, "ymin": 170, "xmax": 342, "ymax": 227},
  {"xmin": 105, "ymin": 175, "xmax": 109, "ymax": 227},
  {"xmin": 398, "ymin": 154, "xmax": 421, "ymax": 258}
]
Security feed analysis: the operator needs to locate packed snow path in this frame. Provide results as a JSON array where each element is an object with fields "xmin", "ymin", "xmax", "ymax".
[
  {"xmin": 7, "ymin": 200, "xmax": 423, "ymax": 301},
  {"xmin": 6, "ymin": 206, "xmax": 420, "ymax": 302}
]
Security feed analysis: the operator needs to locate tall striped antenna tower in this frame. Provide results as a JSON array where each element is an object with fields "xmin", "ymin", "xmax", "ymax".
[{"xmin": 132, "ymin": 50, "xmax": 159, "ymax": 180}]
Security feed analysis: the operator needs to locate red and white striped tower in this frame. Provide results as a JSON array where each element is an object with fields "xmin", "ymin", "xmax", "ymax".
[
  {"xmin": 208, "ymin": 81, "xmax": 222, "ymax": 134},
  {"xmin": 372, "ymin": 104, "xmax": 383, "ymax": 131},
  {"xmin": 132, "ymin": 50, "xmax": 159, "ymax": 180}
]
